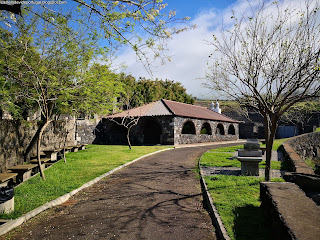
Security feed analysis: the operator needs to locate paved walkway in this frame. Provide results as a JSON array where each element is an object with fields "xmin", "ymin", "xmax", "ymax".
[{"xmin": 0, "ymin": 142, "xmax": 242, "ymax": 240}]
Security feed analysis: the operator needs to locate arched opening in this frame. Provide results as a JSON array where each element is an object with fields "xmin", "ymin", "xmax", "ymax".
[
  {"xmin": 228, "ymin": 125, "xmax": 236, "ymax": 135},
  {"xmin": 182, "ymin": 121, "xmax": 196, "ymax": 134},
  {"xmin": 216, "ymin": 123, "xmax": 225, "ymax": 135},
  {"xmin": 111, "ymin": 122, "xmax": 127, "ymax": 144},
  {"xmin": 201, "ymin": 122, "xmax": 212, "ymax": 135},
  {"xmin": 143, "ymin": 120, "xmax": 162, "ymax": 145}
]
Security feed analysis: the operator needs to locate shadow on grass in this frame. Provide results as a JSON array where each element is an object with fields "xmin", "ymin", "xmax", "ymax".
[{"xmin": 234, "ymin": 205, "xmax": 275, "ymax": 240}]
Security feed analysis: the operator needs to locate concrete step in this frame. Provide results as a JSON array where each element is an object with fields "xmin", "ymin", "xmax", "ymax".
[{"xmin": 260, "ymin": 182, "xmax": 320, "ymax": 240}]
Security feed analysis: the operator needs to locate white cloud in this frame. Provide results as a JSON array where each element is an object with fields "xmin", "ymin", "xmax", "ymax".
[
  {"xmin": 113, "ymin": 9, "xmax": 219, "ymax": 99},
  {"xmin": 112, "ymin": 0, "xmax": 316, "ymax": 99}
]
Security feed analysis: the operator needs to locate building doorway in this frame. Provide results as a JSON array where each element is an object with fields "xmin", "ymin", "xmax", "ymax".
[{"xmin": 143, "ymin": 120, "xmax": 162, "ymax": 145}]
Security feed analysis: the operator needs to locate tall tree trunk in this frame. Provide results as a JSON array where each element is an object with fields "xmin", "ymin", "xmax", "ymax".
[
  {"xmin": 264, "ymin": 115, "xmax": 279, "ymax": 181},
  {"xmin": 37, "ymin": 119, "xmax": 52, "ymax": 180},
  {"xmin": 63, "ymin": 121, "xmax": 69, "ymax": 163},
  {"xmin": 24, "ymin": 121, "xmax": 47, "ymax": 162},
  {"xmin": 127, "ymin": 128, "xmax": 132, "ymax": 150}
]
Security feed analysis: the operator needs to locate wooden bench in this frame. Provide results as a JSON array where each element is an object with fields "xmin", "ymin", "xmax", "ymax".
[
  {"xmin": 8, "ymin": 164, "xmax": 37, "ymax": 183},
  {"xmin": 76, "ymin": 144, "xmax": 87, "ymax": 150},
  {"xmin": 0, "ymin": 173, "xmax": 18, "ymax": 187},
  {"xmin": 30, "ymin": 158, "xmax": 51, "ymax": 164},
  {"xmin": 30, "ymin": 158, "xmax": 52, "ymax": 171},
  {"xmin": 30, "ymin": 152, "xmax": 46, "ymax": 159},
  {"xmin": 71, "ymin": 146, "xmax": 79, "ymax": 152},
  {"xmin": 45, "ymin": 162, "xmax": 55, "ymax": 168},
  {"xmin": 43, "ymin": 149, "xmax": 61, "ymax": 161},
  {"xmin": 63, "ymin": 146, "xmax": 74, "ymax": 154}
]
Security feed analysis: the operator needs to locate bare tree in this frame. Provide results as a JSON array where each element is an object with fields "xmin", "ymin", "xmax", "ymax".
[
  {"xmin": 205, "ymin": 0, "xmax": 320, "ymax": 181},
  {"xmin": 110, "ymin": 114, "xmax": 140, "ymax": 150}
]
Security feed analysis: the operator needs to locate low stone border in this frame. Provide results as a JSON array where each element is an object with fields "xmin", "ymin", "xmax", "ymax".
[
  {"xmin": 199, "ymin": 151, "xmax": 231, "ymax": 240},
  {"xmin": 260, "ymin": 181, "xmax": 320, "ymax": 240},
  {"xmin": 0, "ymin": 148, "xmax": 173, "ymax": 236},
  {"xmin": 174, "ymin": 140, "xmax": 246, "ymax": 150},
  {"xmin": 282, "ymin": 142, "xmax": 314, "ymax": 174}
]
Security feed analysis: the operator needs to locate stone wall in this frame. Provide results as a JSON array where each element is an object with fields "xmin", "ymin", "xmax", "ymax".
[
  {"xmin": 285, "ymin": 132, "xmax": 320, "ymax": 161},
  {"xmin": 76, "ymin": 118, "xmax": 100, "ymax": 145},
  {"xmin": 0, "ymin": 119, "xmax": 76, "ymax": 173},
  {"xmin": 173, "ymin": 117, "xmax": 239, "ymax": 145}
]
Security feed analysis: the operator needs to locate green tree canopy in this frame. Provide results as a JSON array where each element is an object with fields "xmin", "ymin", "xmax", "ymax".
[
  {"xmin": 118, "ymin": 75, "xmax": 195, "ymax": 109},
  {"xmin": 1, "ymin": 0, "xmax": 191, "ymax": 70}
]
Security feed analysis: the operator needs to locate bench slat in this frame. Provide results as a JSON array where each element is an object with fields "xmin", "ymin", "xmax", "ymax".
[
  {"xmin": 30, "ymin": 158, "xmax": 51, "ymax": 164},
  {"xmin": 0, "ymin": 173, "xmax": 18, "ymax": 183},
  {"xmin": 8, "ymin": 164, "xmax": 38, "ymax": 171}
]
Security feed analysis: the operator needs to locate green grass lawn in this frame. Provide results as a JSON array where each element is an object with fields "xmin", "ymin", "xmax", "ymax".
[
  {"xmin": 316, "ymin": 127, "xmax": 320, "ymax": 132},
  {"xmin": 200, "ymin": 142, "xmax": 287, "ymax": 239},
  {"xmin": 260, "ymin": 138, "xmax": 288, "ymax": 150},
  {"xmin": 0, "ymin": 145, "xmax": 169, "ymax": 219},
  {"xmin": 201, "ymin": 144, "xmax": 284, "ymax": 170},
  {"xmin": 204, "ymin": 175, "xmax": 284, "ymax": 240}
]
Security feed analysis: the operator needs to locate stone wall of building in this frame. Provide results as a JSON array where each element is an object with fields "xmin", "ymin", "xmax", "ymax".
[
  {"xmin": 94, "ymin": 116, "xmax": 175, "ymax": 145},
  {"xmin": 0, "ymin": 119, "xmax": 76, "ymax": 173},
  {"xmin": 95, "ymin": 116, "xmax": 239, "ymax": 146},
  {"xmin": 173, "ymin": 117, "xmax": 239, "ymax": 145}
]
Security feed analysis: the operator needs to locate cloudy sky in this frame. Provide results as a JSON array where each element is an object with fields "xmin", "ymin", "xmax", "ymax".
[
  {"xmin": 111, "ymin": 0, "xmax": 242, "ymax": 99},
  {"xmin": 112, "ymin": 0, "xmax": 306, "ymax": 99}
]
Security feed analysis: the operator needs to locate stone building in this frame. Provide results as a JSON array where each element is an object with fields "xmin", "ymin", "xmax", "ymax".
[{"xmin": 95, "ymin": 99, "xmax": 239, "ymax": 145}]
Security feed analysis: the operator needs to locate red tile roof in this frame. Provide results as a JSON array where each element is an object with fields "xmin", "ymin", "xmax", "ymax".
[
  {"xmin": 107, "ymin": 100, "xmax": 171, "ymax": 118},
  {"xmin": 162, "ymin": 99, "xmax": 239, "ymax": 123},
  {"xmin": 107, "ymin": 99, "xmax": 239, "ymax": 123}
]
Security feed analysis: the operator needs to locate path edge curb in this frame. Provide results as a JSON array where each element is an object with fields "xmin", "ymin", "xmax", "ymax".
[
  {"xmin": 199, "ymin": 150, "xmax": 231, "ymax": 240},
  {"xmin": 0, "ymin": 147, "xmax": 173, "ymax": 236}
]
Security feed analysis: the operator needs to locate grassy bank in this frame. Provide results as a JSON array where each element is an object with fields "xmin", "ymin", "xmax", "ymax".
[
  {"xmin": 0, "ymin": 145, "xmax": 169, "ymax": 219},
  {"xmin": 204, "ymin": 175, "xmax": 284, "ymax": 240},
  {"xmin": 200, "ymin": 142, "xmax": 286, "ymax": 239},
  {"xmin": 201, "ymin": 144, "xmax": 286, "ymax": 170}
]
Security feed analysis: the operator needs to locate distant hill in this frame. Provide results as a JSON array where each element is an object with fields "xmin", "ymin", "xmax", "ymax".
[{"xmin": 194, "ymin": 100, "xmax": 254, "ymax": 122}]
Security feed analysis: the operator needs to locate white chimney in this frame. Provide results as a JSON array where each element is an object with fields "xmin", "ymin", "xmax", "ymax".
[
  {"xmin": 210, "ymin": 101, "xmax": 215, "ymax": 111},
  {"xmin": 212, "ymin": 101, "xmax": 221, "ymax": 114}
]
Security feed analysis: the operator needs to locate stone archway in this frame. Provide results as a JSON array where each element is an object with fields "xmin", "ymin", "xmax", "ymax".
[
  {"xmin": 143, "ymin": 120, "xmax": 162, "ymax": 145},
  {"xmin": 182, "ymin": 121, "xmax": 196, "ymax": 134},
  {"xmin": 216, "ymin": 123, "xmax": 225, "ymax": 135},
  {"xmin": 201, "ymin": 122, "xmax": 212, "ymax": 135},
  {"xmin": 228, "ymin": 124, "xmax": 236, "ymax": 135}
]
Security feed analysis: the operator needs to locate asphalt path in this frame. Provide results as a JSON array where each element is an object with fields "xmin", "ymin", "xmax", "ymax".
[{"xmin": 1, "ymin": 143, "xmax": 240, "ymax": 240}]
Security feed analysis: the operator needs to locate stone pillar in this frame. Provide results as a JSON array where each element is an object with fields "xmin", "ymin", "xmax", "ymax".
[{"xmin": 237, "ymin": 139, "xmax": 263, "ymax": 176}]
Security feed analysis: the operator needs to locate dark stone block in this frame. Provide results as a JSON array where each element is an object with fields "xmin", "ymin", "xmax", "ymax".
[{"xmin": 260, "ymin": 182, "xmax": 320, "ymax": 240}]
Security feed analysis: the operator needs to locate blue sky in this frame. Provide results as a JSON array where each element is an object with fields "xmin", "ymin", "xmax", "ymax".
[{"xmin": 166, "ymin": 0, "xmax": 237, "ymax": 18}]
